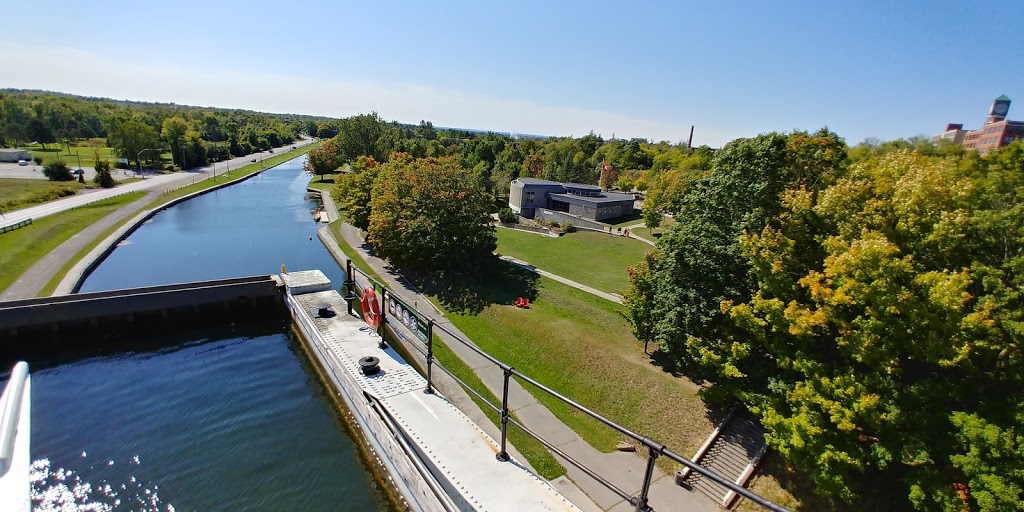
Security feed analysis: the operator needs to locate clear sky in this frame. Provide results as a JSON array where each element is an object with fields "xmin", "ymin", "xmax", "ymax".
[{"xmin": 2, "ymin": 0, "xmax": 1021, "ymax": 147}]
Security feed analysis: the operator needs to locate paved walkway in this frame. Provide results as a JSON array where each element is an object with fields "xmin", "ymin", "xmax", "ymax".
[{"xmin": 317, "ymin": 197, "xmax": 716, "ymax": 512}]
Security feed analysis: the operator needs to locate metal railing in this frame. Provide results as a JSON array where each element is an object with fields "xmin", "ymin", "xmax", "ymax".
[
  {"xmin": 340, "ymin": 260, "xmax": 789, "ymax": 512},
  {"xmin": 0, "ymin": 218, "xmax": 32, "ymax": 234},
  {"xmin": 0, "ymin": 361, "xmax": 29, "ymax": 476}
]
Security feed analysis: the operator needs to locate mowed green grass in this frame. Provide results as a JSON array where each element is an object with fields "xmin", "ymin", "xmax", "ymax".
[
  {"xmin": 0, "ymin": 192, "xmax": 146, "ymax": 293},
  {"xmin": 435, "ymin": 270, "xmax": 713, "ymax": 460},
  {"xmin": 21, "ymin": 140, "xmax": 119, "ymax": 168},
  {"xmin": 631, "ymin": 215, "xmax": 676, "ymax": 242},
  {"xmin": 307, "ymin": 176, "xmax": 335, "ymax": 192},
  {"xmin": 496, "ymin": 228, "xmax": 649, "ymax": 294},
  {"xmin": 0, "ymin": 178, "xmax": 83, "ymax": 211}
]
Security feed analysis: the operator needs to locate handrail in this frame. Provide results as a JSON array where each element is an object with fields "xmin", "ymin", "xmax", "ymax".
[
  {"xmin": 365, "ymin": 392, "xmax": 461, "ymax": 512},
  {"xmin": 0, "ymin": 361, "xmax": 29, "ymax": 476},
  {"xmin": 344, "ymin": 260, "xmax": 790, "ymax": 512}
]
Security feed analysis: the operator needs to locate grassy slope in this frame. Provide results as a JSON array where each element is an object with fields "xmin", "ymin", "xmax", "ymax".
[
  {"xmin": 496, "ymin": 229, "xmax": 649, "ymax": 294},
  {"xmin": 307, "ymin": 176, "xmax": 335, "ymax": 192},
  {"xmin": 433, "ymin": 265, "xmax": 713, "ymax": 462},
  {"xmin": 630, "ymin": 215, "xmax": 676, "ymax": 242},
  {"xmin": 0, "ymin": 178, "xmax": 84, "ymax": 210},
  {"xmin": 0, "ymin": 192, "xmax": 146, "ymax": 292}
]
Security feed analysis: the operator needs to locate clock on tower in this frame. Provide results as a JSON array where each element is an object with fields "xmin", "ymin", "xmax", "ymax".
[{"xmin": 990, "ymin": 95, "xmax": 1011, "ymax": 117}]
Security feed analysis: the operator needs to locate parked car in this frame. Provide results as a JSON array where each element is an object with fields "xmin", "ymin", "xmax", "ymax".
[
  {"xmin": 17, "ymin": 159, "xmax": 28, "ymax": 166},
  {"xmin": 72, "ymin": 169, "xmax": 84, "ymax": 175}
]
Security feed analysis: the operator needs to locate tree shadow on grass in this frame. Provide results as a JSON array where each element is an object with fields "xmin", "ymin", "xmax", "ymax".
[
  {"xmin": 736, "ymin": 451, "xmax": 910, "ymax": 512},
  {"xmin": 416, "ymin": 258, "xmax": 539, "ymax": 315},
  {"xmin": 648, "ymin": 348, "xmax": 687, "ymax": 379}
]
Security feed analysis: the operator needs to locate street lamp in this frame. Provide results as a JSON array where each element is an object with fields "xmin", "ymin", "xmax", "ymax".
[{"xmin": 136, "ymin": 148, "xmax": 169, "ymax": 179}]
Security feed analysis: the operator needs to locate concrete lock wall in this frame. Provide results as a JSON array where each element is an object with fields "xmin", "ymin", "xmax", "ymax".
[{"xmin": 0, "ymin": 275, "xmax": 284, "ymax": 350}]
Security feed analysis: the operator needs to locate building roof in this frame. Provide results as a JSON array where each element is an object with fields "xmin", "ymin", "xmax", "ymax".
[
  {"xmin": 514, "ymin": 177, "xmax": 562, "ymax": 185},
  {"xmin": 0, "ymin": 148, "xmax": 29, "ymax": 154},
  {"xmin": 549, "ymin": 191, "xmax": 637, "ymax": 205},
  {"xmin": 562, "ymin": 182, "xmax": 601, "ymax": 191},
  {"xmin": 996, "ymin": 94, "xmax": 1011, "ymax": 101}
]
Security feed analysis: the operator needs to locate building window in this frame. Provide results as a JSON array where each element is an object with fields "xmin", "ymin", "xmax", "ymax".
[{"xmin": 525, "ymin": 191, "xmax": 535, "ymax": 205}]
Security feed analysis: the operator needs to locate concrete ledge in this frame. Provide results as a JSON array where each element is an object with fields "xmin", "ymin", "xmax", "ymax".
[{"xmin": 0, "ymin": 275, "xmax": 281, "ymax": 332}]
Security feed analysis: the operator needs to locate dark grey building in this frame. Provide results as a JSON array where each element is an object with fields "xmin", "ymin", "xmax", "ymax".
[{"xmin": 509, "ymin": 178, "xmax": 635, "ymax": 222}]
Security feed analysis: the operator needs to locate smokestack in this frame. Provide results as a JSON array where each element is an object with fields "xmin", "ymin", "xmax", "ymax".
[{"xmin": 687, "ymin": 125, "xmax": 695, "ymax": 148}]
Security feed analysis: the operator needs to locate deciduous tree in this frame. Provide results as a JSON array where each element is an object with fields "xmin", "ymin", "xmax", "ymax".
[{"xmin": 367, "ymin": 156, "xmax": 496, "ymax": 276}]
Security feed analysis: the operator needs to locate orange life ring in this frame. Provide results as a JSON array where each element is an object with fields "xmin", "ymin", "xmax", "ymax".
[{"xmin": 361, "ymin": 287, "xmax": 381, "ymax": 329}]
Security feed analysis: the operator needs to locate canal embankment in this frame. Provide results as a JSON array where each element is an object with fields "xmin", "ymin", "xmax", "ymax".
[{"xmin": 55, "ymin": 152, "xmax": 314, "ymax": 296}]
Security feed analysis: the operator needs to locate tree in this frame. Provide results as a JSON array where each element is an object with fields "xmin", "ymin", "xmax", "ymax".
[
  {"xmin": 183, "ymin": 129, "xmax": 208, "ymax": 168},
  {"xmin": 334, "ymin": 154, "xmax": 383, "ymax": 231},
  {"xmin": 108, "ymin": 118, "xmax": 159, "ymax": 169},
  {"xmin": 161, "ymin": 116, "xmax": 190, "ymax": 167},
  {"xmin": 43, "ymin": 160, "xmax": 74, "ymax": 181},
  {"xmin": 304, "ymin": 137, "xmax": 342, "ymax": 181},
  {"xmin": 367, "ymin": 156, "xmax": 496, "ymax": 276},
  {"xmin": 93, "ymin": 153, "xmax": 115, "ymax": 188},
  {"xmin": 1, "ymin": 96, "xmax": 30, "ymax": 147},
  {"xmin": 622, "ymin": 250, "xmax": 659, "ymax": 352},
  {"xmin": 335, "ymin": 112, "xmax": 393, "ymax": 162},
  {"xmin": 628, "ymin": 138, "xmax": 1024, "ymax": 509}
]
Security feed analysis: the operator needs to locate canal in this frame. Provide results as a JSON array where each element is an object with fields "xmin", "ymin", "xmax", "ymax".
[{"xmin": 30, "ymin": 156, "xmax": 394, "ymax": 511}]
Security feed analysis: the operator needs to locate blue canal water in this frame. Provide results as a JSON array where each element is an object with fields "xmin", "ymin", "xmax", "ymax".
[{"xmin": 30, "ymin": 156, "xmax": 394, "ymax": 511}]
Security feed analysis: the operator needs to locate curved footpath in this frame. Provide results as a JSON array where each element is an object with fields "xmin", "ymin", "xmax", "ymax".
[{"xmin": 312, "ymin": 190, "xmax": 718, "ymax": 512}]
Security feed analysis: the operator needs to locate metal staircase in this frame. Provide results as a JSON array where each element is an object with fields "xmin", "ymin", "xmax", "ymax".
[{"xmin": 683, "ymin": 409, "xmax": 768, "ymax": 508}]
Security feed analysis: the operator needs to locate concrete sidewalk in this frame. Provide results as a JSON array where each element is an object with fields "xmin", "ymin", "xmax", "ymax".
[{"xmin": 319, "ymin": 210, "xmax": 717, "ymax": 511}]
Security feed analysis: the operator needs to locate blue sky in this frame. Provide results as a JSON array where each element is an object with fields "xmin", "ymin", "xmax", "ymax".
[{"xmin": 2, "ymin": 0, "xmax": 1021, "ymax": 147}]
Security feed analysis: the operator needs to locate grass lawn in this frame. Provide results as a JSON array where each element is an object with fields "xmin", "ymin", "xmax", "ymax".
[
  {"xmin": 307, "ymin": 176, "xmax": 335, "ymax": 192},
  {"xmin": 327, "ymin": 219, "xmax": 385, "ymax": 284},
  {"xmin": 496, "ymin": 228, "xmax": 649, "ymax": 294},
  {"xmin": 21, "ymin": 140, "xmax": 121, "ymax": 168},
  {"xmin": 630, "ymin": 215, "xmax": 676, "ymax": 242},
  {"xmin": 428, "ymin": 264, "xmax": 714, "ymax": 467},
  {"xmin": 0, "ymin": 178, "xmax": 84, "ymax": 211},
  {"xmin": 0, "ymin": 192, "xmax": 146, "ymax": 293}
]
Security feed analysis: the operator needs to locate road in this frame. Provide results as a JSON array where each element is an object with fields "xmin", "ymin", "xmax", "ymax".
[{"xmin": 0, "ymin": 138, "xmax": 314, "ymax": 228}]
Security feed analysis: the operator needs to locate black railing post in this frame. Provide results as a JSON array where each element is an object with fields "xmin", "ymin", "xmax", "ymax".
[
  {"xmin": 425, "ymin": 319, "xmax": 435, "ymax": 394},
  {"xmin": 633, "ymin": 439, "xmax": 663, "ymax": 512},
  {"xmin": 377, "ymin": 286, "xmax": 388, "ymax": 349},
  {"xmin": 496, "ymin": 367, "xmax": 512, "ymax": 462},
  {"xmin": 342, "ymin": 259, "xmax": 356, "ymax": 316}
]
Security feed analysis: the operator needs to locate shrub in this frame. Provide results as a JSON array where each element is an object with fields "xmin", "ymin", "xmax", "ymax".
[
  {"xmin": 498, "ymin": 207, "xmax": 518, "ymax": 223},
  {"xmin": 562, "ymin": 222, "xmax": 576, "ymax": 233},
  {"xmin": 43, "ymin": 160, "xmax": 74, "ymax": 181},
  {"xmin": 33, "ymin": 156, "xmax": 43, "ymax": 165},
  {"xmin": 548, "ymin": 221, "xmax": 560, "ymax": 229},
  {"xmin": 93, "ymin": 158, "xmax": 116, "ymax": 188}
]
